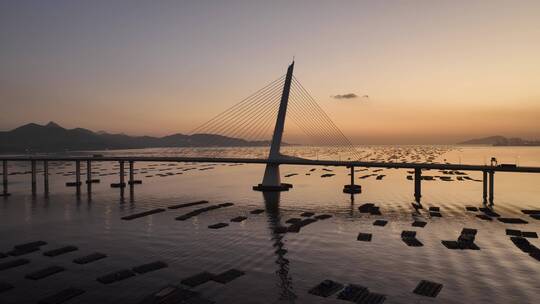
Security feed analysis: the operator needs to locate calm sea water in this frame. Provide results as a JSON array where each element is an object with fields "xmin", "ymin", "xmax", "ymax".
[{"xmin": 1, "ymin": 146, "xmax": 539, "ymax": 303}]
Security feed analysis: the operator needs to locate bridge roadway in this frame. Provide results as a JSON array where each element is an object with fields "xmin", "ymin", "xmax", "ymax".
[
  {"xmin": 2, "ymin": 156, "xmax": 540, "ymax": 173},
  {"xmin": 1, "ymin": 156, "xmax": 539, "ymax": 205}
]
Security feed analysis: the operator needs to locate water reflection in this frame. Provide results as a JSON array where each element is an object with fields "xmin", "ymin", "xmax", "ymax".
[{"xmin": 263, "ymin": 191, "xmax": 297, "ymax": 303}]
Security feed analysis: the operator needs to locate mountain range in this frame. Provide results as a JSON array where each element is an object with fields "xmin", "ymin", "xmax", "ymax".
[
  {"xmin": 459, "ymin": 135, "xmax": 540, "ymax": 146},
  {"xmin": 0, "ymin": 122, "xmax": 272, "ymax": 153}
]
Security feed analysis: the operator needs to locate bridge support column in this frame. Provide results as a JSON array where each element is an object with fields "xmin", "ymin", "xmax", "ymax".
[
  {"xmin": 1, "ymin": 160, "xmax": 9, "ymax": 197},
  {"xmin": 44, "ymin": 160, "xmax": 49, "ymax": 196},
  {"xmin": 127, "ymin": 161, "xmax": 141, "ymax": 186},
  {"xmin": 86, "ymin": 160, "xmax": 92, "ymax": 194},
  {"xmin": 31, "ymin": 160, "xmax": 37, "ymax": 196},
  {"xmin": 488, "ymin": 171, "xmax": 494, "ymax": 206},
  {"xmin": 110, "ymin": 161, "xmax": 126, "ymax": 191},
  {"xmin": 414, "ymin": 168, "xmax": 422, "ymax": 204},
  {"xmin": 343, "ymin": 166, "xmax": 361, "ymax": 194},
  {"xmin": 75, "ymin": 160, "xmax": 81, "ymax": 197},
  {"xmin": 482, "ymin": 171, "xmax": 488, "ymax": 204},
  {"xmin": 129, "ymin": 161, "xmax": 134, "ymax": 185}
]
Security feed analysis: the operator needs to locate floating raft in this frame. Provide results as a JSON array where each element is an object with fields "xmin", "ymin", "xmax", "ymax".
[
  {"xmin": 286, "ymin": 218, "xmax": 302, "ymax": 224},
  {"xmin": 521, "ymin": 209, "xmax": 540, "ymax": 215},
  {"xmin": 15, "ymin": 241, "xmax": 47, "ymax": 250},
  {"xmin": 8, "ymin": 246, "xmax": 39, "ymax": 256},
  {"xmin": 510, "ymin": 237, "xmax": 538, "ymax": 253},
  {"xmin": 337, "ymin": 284, "xmax": 368, "ymax": 301},
  {"xmin": 288, "ymin": 218, "xmax": 318, "ymax": 233},
  {"xmin": 476, "ymin": 214, "xmax": 493, "ymax": 221},
  {"xmin": 401, "ymin": 231, "xmax": 423, "ymax": 247},
  {"xmin": 308, "ymin": 280, "xmax": 344, "ymax": 297},
  {"xmin": 356, "ymin": 292, "xmax": 386, "ymax": 304},
  {"xmin": 230, "ymin": 216, "xmax": 247, "ymax": 222},
  {"xmin": 212, "ymin": 269, "xmax": 245, "ymax": 284},
  {"xmin": 0, "ymin": 258, "xmax": 30, "ymax": 271},
  {"xmin": 0, "ymin": 282, "xmax": 13, "ymax": 293},
  {"xmin": 315, "ymin": 214, "xmax": 332, "ymax": 220},
  {"xmin": 176, "ymin": 204, "xmax": 234, "ymax": 221},
  {"xmin": 413, "ymin": 280, "xmax": 443, "ymax": 298},
  {"xmin": 498, "ymin": 218, "xmax": 528, "ymax": 224},
  {"xmin": 442, "ymin": 228, "xmax": 479, "ymax": 250},
  {"xmin": 97, "ymin": 269, "xmax": 136, "ymax": 284},
  {"xmin": 168, "ymin": 200, "xmax": 209, "ymax": 209},
  {"xmin": 26, "ymin": 266, "xmax": 65, "ymax": 280},
  {"xmin": 181, "ymin": 271, "xmax": 216, "ymax": 287},
  {"xmin": 479, "ymin": 208, "xmax": 500, "ymax": 217},
  {"xmin": 73, "ymin": 252, "xmax": 107, "ymax": 264},
  {"xmin": 133, "ymin": 261, "xmax": 167, "ymax": 274},
  {"xmin": 9, "ymin": 240, "xmax": 47, "ymax": 256},
  {"xmin": 208, "ymin": 223, "xmax": 229, "ymax": 229},
  {"xmin": 122, "ymin": 208, "xmax": 166, "ymax": 220},
  {"xmin": 412, "ymin": 220, "xmax": 427, "ymax": 228},
  {"xmin": 429, "ymin": 211, "xmax": 442, "ymax": 217},
  {"xmin": 43, "ymin": 246, "xmax": 78, "ymax": 257},
  {"xmin": 138, "ymin": 285, "xmax": 213, "ymax": 304},
  {"xmin": 373, "ymin": 220, "xmax": 388, "ymax": 227},
  {"xmin": 38, "ymin": 287, "xmax": 85, "ymax": 304},
  {"xmin": 357, "ymin": 233, "xmax": 372, "ymax": 242}
]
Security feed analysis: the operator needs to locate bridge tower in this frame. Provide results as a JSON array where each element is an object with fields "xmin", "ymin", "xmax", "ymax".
[{"xmin": 253, "ymin": 61, "xmax": 295, "ymax": 192}]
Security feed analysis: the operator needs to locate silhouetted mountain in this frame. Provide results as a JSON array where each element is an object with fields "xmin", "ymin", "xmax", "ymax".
[
  {"xmin": 459, "ymin": 135, "xmax": 540, "ymax": 146},
  {"xmin": 0, "ymin": 122, "xmax": 273, "ymax": 152}
]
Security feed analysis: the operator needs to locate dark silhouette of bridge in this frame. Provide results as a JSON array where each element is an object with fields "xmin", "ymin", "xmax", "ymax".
[{"xmin": 2, "ymin": 61, "xmax": 540, "ymax": 206}]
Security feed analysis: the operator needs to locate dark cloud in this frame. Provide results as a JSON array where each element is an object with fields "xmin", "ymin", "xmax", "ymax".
[{"xmin": 332, "ymin": 93, "xmax": 358, "ymax": 100}]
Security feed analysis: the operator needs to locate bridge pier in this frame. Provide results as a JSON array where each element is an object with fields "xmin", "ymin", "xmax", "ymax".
[
  {"xmin": 31, "ymin": 160, "xmax": 37, "ymax": 196},
  {"xmin": 111, "ymin": 161, "xmax": 126, "ymax": 191},
  {"xmin": 414, "ymin": 168, "xmax": 422, "ymax": 204},
  {"xmin": 44, "ymin": 160, "xmax": 49, "ymax": 196},
  {"xmin": 127, "ymin": 161, "xmax": 142, "ymax": 186},
  {"xmin": 254, "ymin": 62, "xmax": 295, "ymax": 192},
  {"xmin": 488, "ymin": 170, "xmax": 494, "ymax": 206},
  {"xmin": 75, "ymin": 160, "xmax": 81, "ymax": 197},
  {"xmin": 86, "ymin": 160, "xmax": 92, "ymax": 194},
  {"xmin": 482, "ymin": 170, "xmax": 495, "ymax": 206},
  {"xmin": 482, "ymin": 171, "xmax": 488, "ymax": 204},
  {"xmin": 343, "ymin": 166, "xmax": 361, "ymax": 194},
  {"xmin": 1, "ymin": 160, "xmax": 8, "ymax": 197}
]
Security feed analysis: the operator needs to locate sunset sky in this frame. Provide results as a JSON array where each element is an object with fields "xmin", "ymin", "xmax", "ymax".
[{"xmin": 1, "ymin": 0, "xmax": 539, "ymax": 144}]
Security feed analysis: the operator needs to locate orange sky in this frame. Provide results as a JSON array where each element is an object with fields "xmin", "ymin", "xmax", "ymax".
[{"xmin": 1, "ymin": 1, "xmax": 539, "ymax": 144}]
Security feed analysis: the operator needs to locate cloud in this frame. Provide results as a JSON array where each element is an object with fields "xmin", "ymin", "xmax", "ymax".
[{"xmin": 332, "ymin": 93, "xmax": 358, "ymax": 100}]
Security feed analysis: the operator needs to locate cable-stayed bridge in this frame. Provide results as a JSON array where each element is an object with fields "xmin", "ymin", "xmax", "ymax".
[{"xmin": 2, "ymin": 62, "xmax": 540, "ymax": 206}]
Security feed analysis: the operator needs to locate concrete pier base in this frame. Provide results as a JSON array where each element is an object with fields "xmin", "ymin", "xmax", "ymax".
[{"xmin": 253, "ymin": 164, "xmax": 291, "ymax": 191}]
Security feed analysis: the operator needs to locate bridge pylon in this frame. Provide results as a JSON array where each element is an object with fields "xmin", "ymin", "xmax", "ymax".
[{"xmin": 253, "ymin": 61, "xmax": 295, "ymax": 192}]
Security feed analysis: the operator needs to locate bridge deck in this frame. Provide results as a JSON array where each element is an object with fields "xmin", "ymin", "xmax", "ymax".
[{"xmin": 1, "ymin": 156, "xmax": 540, "ymax": 173}]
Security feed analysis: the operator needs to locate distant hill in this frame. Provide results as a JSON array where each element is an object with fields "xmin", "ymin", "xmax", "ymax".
[
  {"xmin": 0, "ymin": 122, "xmax": 273, "ymax": 153},
  {"xmin": 459, "ymin": 135, "xmax": 540, "ymax": 146}
]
